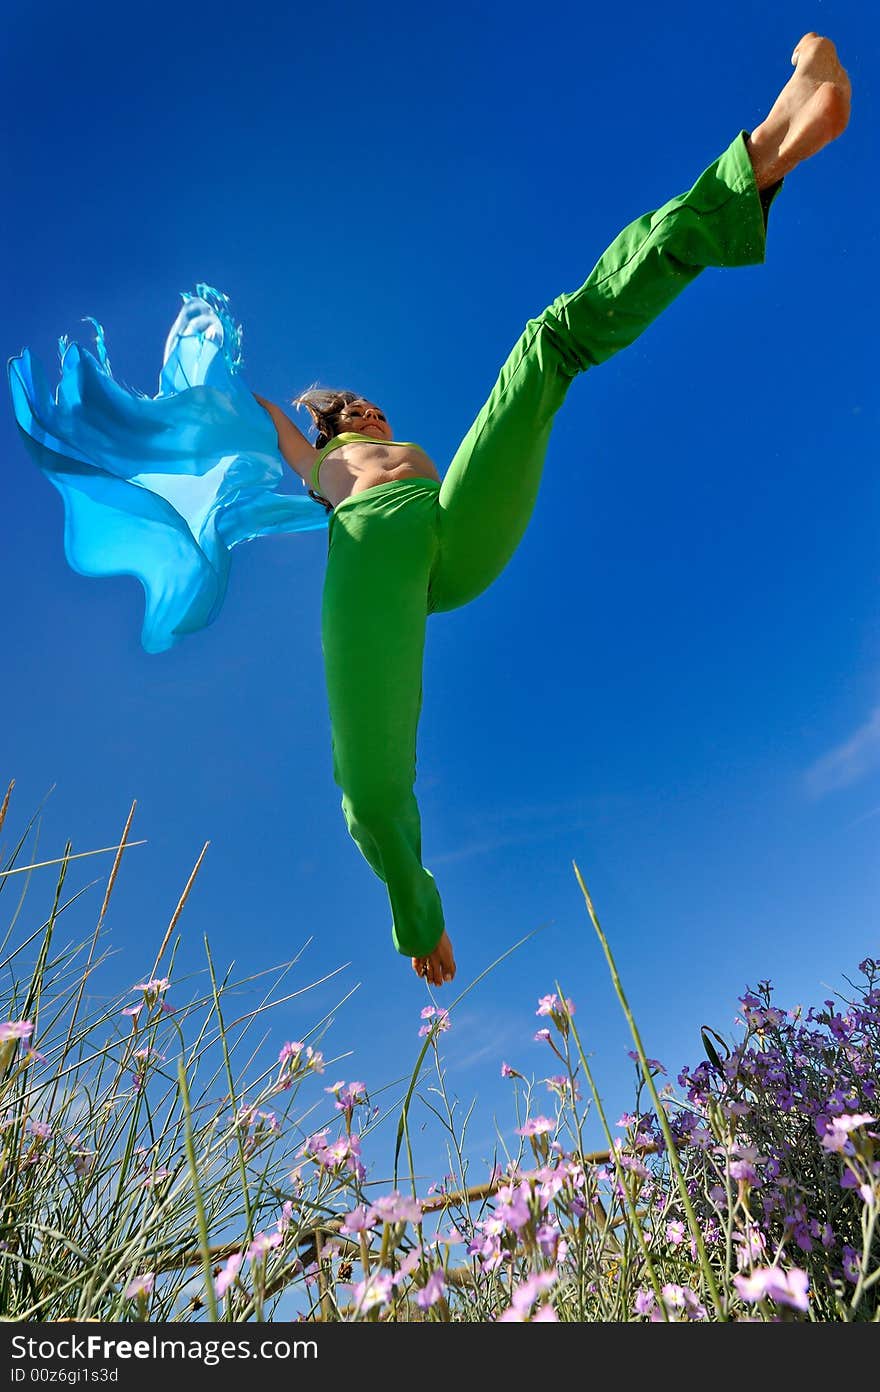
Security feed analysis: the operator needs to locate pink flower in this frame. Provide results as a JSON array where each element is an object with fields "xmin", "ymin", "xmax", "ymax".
[
  {"xmin": 246, "ymin": 1231, "xmax": 282, "ymax": 1261},
  {"xmin": 516, "ymin": 1116, "xmax": 554, "ymax": 1137},
  {"xmin": 820, "ymin": 1113, "xmax": 877, "ymax": 1155},
  {"xmin": 369, "ymin": 1191, "xmax": 423, "ymax": 1225},
  {"xmin": 536, "ymin": 994, "xmax": 575, "ymax": 1019},
  {"xmin": 350, "ymin": 1271, "xmax": 393, "ymax": 1315},
  {"xmin": 340, "ymin": 1205, "xmax": 375, "ymax": 1236},
  {"xmin": 0, "ymin": 1021, "xmax": 33, "ymax": 1043},
  {"xmin": 534, "ymin": 1028, "xmax": 552, "ymax": 1044},
  {"xmin": 545, "ymin": 1074, "xmax": 581, "ymax": 1100},
  {"xmin": 141, "ymin": 1168, "xmax": 172, "ymax": 1187},
  {"xmin": 734, "ymin": 1266, "xmax": 810, "ymax": 1312},
  {"xmin": 132, "ymin": 978, "xmax": 170, "ymax": 996},
  {"xmin": 660, "ymin": 1284, "xmax": 707, "ymax": 1321},
  {"xmin": 335, "ymin": 1082, "xmax": 367, "ymax": 1113},
  {"xmin": 733, "ymin": 1227, "xmax": 768, "ymax": 1270},
  {"xmin": 214, "ymin": 1253, "xmax": 243, "ymax": 1298},
  {"xmin": 415, "ymin": 1268, "xmax": 446, "ymax": 1309},
  {"xmin": 666, "ymin": 1220, "xmax": 686, "ymax": 1246},
  {"xmin": 531, "ymin": 1303, "xmax": 559, "ymax": 1321},
  {"xmin": 501, "ymin": 1062, "xmax": 521, "ymax": 1078},
  {"xmin": 123, "ymin": 1273, "xmax": 154, "ymax": 1300},
  {"xmin": 391, "ymin": 1249, "xmax": 422, "ymax": 1286},
  {"xmin": 418, "ymin": 1007, "xmax": 451, "ymax": 1037},
  {"xmin": 498, "ymin": 1270, "xmax": 556, "ymax": 1321},
  {"xmin": 496, "ymin": 1182, "xmax": 531, "ymax": 1233}
]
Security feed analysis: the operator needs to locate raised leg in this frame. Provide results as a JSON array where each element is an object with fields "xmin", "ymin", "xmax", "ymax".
[
  {"xmin": 429, "ymin": 131, "xmax": 775, "ymax": 614},
  {"xmin": 429, "ymin": 34, "xmax": 849, "ymax": 614}
]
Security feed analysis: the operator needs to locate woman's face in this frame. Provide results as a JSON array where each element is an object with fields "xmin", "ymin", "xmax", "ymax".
[{"xmin": 337, "ymin": 399, "xmax": 393, "ymax": 441}]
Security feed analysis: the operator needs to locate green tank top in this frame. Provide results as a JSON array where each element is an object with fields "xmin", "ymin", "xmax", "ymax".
[{"xmin": 310, "ymin": 432, "xmax": 423, "ymax": 491}]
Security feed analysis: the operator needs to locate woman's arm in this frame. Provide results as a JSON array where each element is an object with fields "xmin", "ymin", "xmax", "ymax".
[{"xmin": 254, "ymin": 394, "xmax": 317, "ymax": 483}]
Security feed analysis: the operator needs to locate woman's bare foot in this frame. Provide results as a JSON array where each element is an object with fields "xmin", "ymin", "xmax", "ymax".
[
  {"xmin": 412, "ymin": 929, "xmax": 457, "ymax": 988},
  {"xmin": 747, "ymin": 33, "xmax": 851, "ymax": 189}
]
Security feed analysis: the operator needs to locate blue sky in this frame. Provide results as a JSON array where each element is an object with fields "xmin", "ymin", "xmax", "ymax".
[{"xmin": 2, "ymin": 0, "xmax": 877, "ymax": 1198}]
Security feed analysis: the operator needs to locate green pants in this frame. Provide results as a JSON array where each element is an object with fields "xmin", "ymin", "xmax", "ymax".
[{"xmin": 321, "ymin": 132, "xmax": 778, "ymax": 958}]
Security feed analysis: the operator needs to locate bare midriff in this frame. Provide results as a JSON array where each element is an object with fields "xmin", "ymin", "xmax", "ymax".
[{"xmin": 315, "ymin": 438, "xmax": 441, "ymax": 509}]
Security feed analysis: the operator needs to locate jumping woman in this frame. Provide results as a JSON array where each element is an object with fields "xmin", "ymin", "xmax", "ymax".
[{"xmin": 9, "ymin": 35, "xmax": 850, "ymax": 991}]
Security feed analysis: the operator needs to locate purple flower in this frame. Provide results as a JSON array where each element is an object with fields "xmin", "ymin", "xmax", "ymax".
[
  {"xmin": 666, "ymin": 1220, "xmax": 686, "ymax": 1246},
  {"xmin": 534, "ymin": 1028, "xmax": 552, "ymax": 1044},
  {"xmin": 501, "ymin": 1062, "xmax": 521, "ymax": 1078},
  {"xmin": 627, "ymin": 1050, "xmax": 666, "ymax": 1075},
  {"xmin": 536, "ymin": 1223, "xmax": 566, "ymax": 1262},
  {"xmin": 214, "ymin": 1253, "xmax": 243, "ymax": 1298},
  {"xmin": 841, "ymin": 1246, "xmax": 860, "ymax": 1283},
  {"xmin": 734, "ymin": 1266, "xmax": 810, "ymax": 1312},
  {"xmin": 634, "ymin": 1288, "xmax": 656, "ymax": 1317},
  {"xmin": 729, "ymin": 1159, "xmax": 759, "ymax": 1185},
  {"xmin": 71, "ymin": 1147, "xmax": 95, "ymax": 1179},
  {"xmin": 415, "ymin": 1269, "xmax": 446, "ymax": 1309}
]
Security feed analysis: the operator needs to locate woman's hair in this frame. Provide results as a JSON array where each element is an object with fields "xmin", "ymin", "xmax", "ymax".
[{"xmin": 291, "ymin": 386, "xmax": 362, "ymax": 514}]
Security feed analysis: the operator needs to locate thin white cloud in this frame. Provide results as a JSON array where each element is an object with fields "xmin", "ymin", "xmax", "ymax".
[
  {"xmin": 431, "ymin": 796, "xmax": 615, "ymax": 867},
  {"xmin": 446, "ymin": 1007, "xmax": 534, "ymax": 1073},
  {"xmin": 805, "ymin": 706, "xmax": 880, "ymax": 797},
  {"xmin": 844, "ymin": 803, "xmax": 880, "ymax": 831},
  {"xmin": 431, "ymin": 825, "xmax": 582, "ymax": 867}
]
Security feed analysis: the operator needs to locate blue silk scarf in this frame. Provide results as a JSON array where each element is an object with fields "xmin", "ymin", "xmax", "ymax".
[{"xmin": 8, "ymin": 285, "xmax": 326, "ymax": 653}]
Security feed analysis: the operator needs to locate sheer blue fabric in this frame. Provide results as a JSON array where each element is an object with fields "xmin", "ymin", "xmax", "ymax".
[{"xmin": 8, "ymin": 285, "xmax": 326, "ymax": 653}]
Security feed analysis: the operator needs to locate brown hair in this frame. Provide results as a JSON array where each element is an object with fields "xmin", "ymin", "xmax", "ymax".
[{"xmin": 292, "ymin": 387, "xmax": 362, "ymax": 513}]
